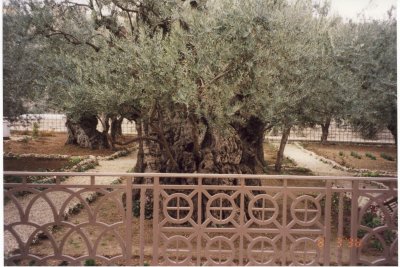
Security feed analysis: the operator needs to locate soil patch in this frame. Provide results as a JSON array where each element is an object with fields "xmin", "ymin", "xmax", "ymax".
[
  {"xmin": 263, "ymin": 142, "xmax": 313, "ymax": 176},
  {"xmin": 4, "ymin": 158, "xmax": 73, "ymax": 172},
  {"xmin": 302, "ymin": 143, "xmax": 397, "ymax": 172},
  {"xmin": 4, "ymin": 132, "xmax": 135, "ymax": 157}
]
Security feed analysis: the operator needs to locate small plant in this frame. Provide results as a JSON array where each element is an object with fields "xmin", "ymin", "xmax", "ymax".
[
  {"xmin": 69, "ymin": 157, "xmax": 82, "ymax": 166},
  {"xmin": 32, "ymin": 122, "xmax": 40, "ymax": 138},
  {"xmin": 4, "ymin": 175, "xmax": 23, "ymax": 183},
  {"xmin": 380, "ymin": 152, "xmax": 395, "ymax": 161},
  {"xmin": 77, "ymin": 162, "xmax": 97, "ymax": 172},
  {"xmin": 361, "ymin": 171, "xmax": 381, "ymax": 177},
  {"xmin": 143, "ymin": 262, "xmax": 150, "ymax": 266},
  {"xmin": 338, "ymin": 151, "xmax": 344, "ymax": 157},
  {"xmin": 350, "ymin": 151, "xmax": 362, "ymax": 159},
  {"xmin": 21, "ymin": 136, "xmax": 30, "ymax": 143},
  {"xmin": 84, "ymin": 259, "xmax": 96, "ymax": 266},
  {"xmin": 365, "ymin": 152, "xmax": 376, "ymax": 160}
]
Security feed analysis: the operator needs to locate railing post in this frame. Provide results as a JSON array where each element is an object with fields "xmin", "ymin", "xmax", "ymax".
[
  {"xmin": 323, "ymin": 180, "xmax": 332, "ymax": 265},
  {"xmin": 139, "ymin": 187, "xmax": 146, "ymax": 265},
  {"xmin": 152, "ymin": 176, "xmax": 160, "ymax": 265},
  {"xmin": 350, "ymin": 180, "xmax": 359, "ymax": 266},
  {"xmin": 126, "ymin": 176, "xmax": 133, "ymax": 262},
  {"xmin": 282, "ymin": 179, "xmax": 288, "ymax": 265},
  {"xmin": 196, "ymin": 177, "xmax": 203, "ymax": 266},
  {"xmin": 90, "ymin": 175, "xmax": 95, "ymax": 186},
  {"xmin": 337, "ymin": 192, "xmax": 344, "ymax": 265},
  {"xmin": 239, "ymin": 177, "xmax": 245, "ymax": 266}
]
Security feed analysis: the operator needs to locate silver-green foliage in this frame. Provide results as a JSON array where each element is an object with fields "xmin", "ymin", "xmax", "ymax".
[{"xmin": 3, "ymin": 0, "xmax": 396, "ymax": 137}]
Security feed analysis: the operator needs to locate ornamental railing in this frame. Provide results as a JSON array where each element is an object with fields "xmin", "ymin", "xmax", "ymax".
[{"xmin": 3, "ymin": 172, "xmax": 398, "ymax": 266}]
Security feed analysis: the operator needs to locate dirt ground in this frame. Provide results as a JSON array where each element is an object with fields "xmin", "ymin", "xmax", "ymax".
[
  {"xmin": 4, "ymin": 134, "xmax": 308, "ymax": 175},
  {"xmin": 302, "ymin": 143, "xmax": 397, "ymax": 172},
  {"xmin": 4, "ymin": 158, "xmax": 72, "ymax": 171},
  {"xmin": 4, "ymin": 132, "xmax": 135, "ymax": 157}
]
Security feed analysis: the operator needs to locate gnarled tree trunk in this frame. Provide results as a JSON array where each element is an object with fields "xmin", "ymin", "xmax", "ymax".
[
  {"xmin": 136, "ymin": 111, "xmax": 266, "ymax": 176},
  {"xmin": 111, "ymin": 116, "xmax": 124, "ymax": 142},
  {"xmin": 65, "ymin": 115, "xmax": 109, "ymax": 149}
]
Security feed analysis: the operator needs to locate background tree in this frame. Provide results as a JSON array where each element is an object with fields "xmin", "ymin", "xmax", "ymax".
[
  {"xmin": 3, "ymin": 0, "xmax": 396, "ymax": 175},
  {"xmin": 3, "ymin": 1, "xmax": 47, "ymax": 120},
  {"xmin": 346, "ymin": 14, "xmax": 397, "ymax": 143}
]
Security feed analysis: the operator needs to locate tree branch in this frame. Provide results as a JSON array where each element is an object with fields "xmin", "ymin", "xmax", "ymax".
[
  {"xmin": 112, "ymin": 0, "xmax": 139, "ymax": 13},
  {"xmin": 127, "ymin": 11, "xmax": 135, "ymax": 36},
  {"xmin": 65, "ymin": 1, "xmax": 93, "ymax": 9},
  {"xmin": 44, "ymin": 29, "xmax": 101, "ymax": 52},
  {"xmin": 203, "ymin": 61, "xmax": 235, "ymax": 88}
]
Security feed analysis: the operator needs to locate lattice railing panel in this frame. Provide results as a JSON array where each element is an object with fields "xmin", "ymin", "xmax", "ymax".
[{"xmin": 3, "ymin": 172, "xmax": 398, "ymax": 266}]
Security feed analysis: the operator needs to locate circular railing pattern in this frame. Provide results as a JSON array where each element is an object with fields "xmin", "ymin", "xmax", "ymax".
[
  {"xmin": 290, "ymin": 237, "xmax": 320, "ymax": 265},
  {"xmin": 205, "ymin": 236, "xmax": 235, "ymax": 265},
  {"xmin": 291, "ymin": 195, "xmax": 321, "ymax": 227},
  {"xmin": 163, "ymin": 235, "xmax": 193, "ymax": 265},
  {"xmin": 163, "ymin": 193, "xmax": 193, "ymax": 224},
  {"xmin": 206, "ymin": 193, "xmax": 237, "ymax": 224},
  {"xmin": 248, "ymin": 194, "xmax": 279, "ymax": 225},
  {"xmin": 247, "ymin": 237, "xmax": 277, "ymax": 265}
]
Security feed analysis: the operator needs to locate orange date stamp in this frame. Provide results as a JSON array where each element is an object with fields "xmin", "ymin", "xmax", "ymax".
[{"xmin": 317, "ymin": 236, "xmax": 362, "ymax": 248}]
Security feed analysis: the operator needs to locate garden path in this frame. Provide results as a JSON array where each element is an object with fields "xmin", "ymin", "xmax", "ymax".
[
  {"xmin": 280, "ymin": 143, "xmax": 389, "ymax": 207},
  {"xmin": 282, "ymin": 143, "xmax": 351, "ymax": 176},
  {"xmin": 4, "ymin": 152, "xmax": 137, "ymax": 257}
]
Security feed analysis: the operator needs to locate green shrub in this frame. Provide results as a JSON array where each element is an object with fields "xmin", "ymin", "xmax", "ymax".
[
  {"xmin": 4, "ymin": 175, "xmax": 23, "ymax": 183},
  {"xmin": 77, "ymin": 162, "xmax": 97, "ymax": 172},
  {"xmin": 69, "ymin": 157, "xmax": 82, "ymax": 166},
  {"xmin": 365, "ymin": 152, "xmax": 376, "ymax": 160},
  {"xmin": 350, "ymin": 151, "xmax": 362, "ymax": 159},
  {"xmin": 84, "ymin": 259, "xmax": 96, "ymax": 266},
  {"xmin": 361, "ymin": 171, "xmax": 381, "ymax": 177},
  {"xmin": 338, "ymin": 151, "xmax": 344, "ymax": 157},
  {"xmin": 380, "ymin": 152, "xmax": 395, "ymax": 161}
]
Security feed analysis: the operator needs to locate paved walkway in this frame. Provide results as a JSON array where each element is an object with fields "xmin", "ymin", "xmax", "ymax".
[
  {"xmin": 4, "ymin": 152, "xmax": 137, "ymax": 256},
  {"xmin": 280, "ymin": 143, "xmax": 388, "ymax": 208},
  {"xmin": 283, "ymin": 144, "xmax": 351, "ymax": 176}
]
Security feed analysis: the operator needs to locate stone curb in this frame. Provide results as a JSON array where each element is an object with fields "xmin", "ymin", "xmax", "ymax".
[
  {"xmin": 97, "ymin": 146, "xmax": 137, "ymax": 161},
  {"xmin": 3, "ymin": 152, "xmax": 79, "ymax": 160}
]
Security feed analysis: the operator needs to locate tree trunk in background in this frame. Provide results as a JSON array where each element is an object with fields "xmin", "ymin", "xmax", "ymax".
[
  {"xmin": 275, "ymin": 125, "xmax": 291, "ymax": 172},
  {"xmin": 320, "ymin": 117, "xmax": 331, "ymax": 144},
  {"xmin": 110, "ymin": 117, "xmax": 123, "ymax": 142},
  {"xmin": 388, "ymin": 111, "xmax": 397, "ymax": 146},
  {"xmin": 65, "ymin": 115, "xmax": 109, "ymax": 149},
  {"xmin": 134, "ymin": 119, "xmax": 146, "ymax": 172}
]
